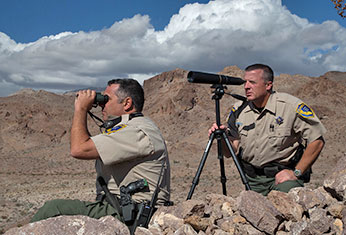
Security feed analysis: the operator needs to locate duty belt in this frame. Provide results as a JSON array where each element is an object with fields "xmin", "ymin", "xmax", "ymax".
[{"xmin": 241, "ymin": 160, "xmax": 291, "ymax": 178}]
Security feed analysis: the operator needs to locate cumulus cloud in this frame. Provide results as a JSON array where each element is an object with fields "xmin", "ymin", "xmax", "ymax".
[{"xmin": 0, "ymin": 0, "xmax": 345, "ymax": 97}]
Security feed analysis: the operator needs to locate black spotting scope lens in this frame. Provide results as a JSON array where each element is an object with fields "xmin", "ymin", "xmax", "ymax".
[
  {"xmin": 94, "ymin": 92, "xmax": 109, "ymax": 106},
  {"xmin": 187, "ymin": 71, "xmax": 245, "ymax": 85}
]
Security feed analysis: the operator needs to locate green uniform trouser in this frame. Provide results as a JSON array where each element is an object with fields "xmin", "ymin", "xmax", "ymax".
[
  {"xmin": 247, "ymin": 174, "xmax": 304, "ymax": 196},
  {"xmin": 30, "ymin": 199, "xmax": 122, "ymax": 223}
]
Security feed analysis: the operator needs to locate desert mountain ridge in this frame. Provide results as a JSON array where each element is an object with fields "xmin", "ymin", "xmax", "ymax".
[{"xmin": 0, "ymin": 66, "xmax": 345, "ymax": 233}]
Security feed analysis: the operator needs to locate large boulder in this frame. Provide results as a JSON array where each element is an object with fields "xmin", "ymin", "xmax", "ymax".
[{"xmin": 4, "ymin": 215, "xmax": 129, "ymax": 235}]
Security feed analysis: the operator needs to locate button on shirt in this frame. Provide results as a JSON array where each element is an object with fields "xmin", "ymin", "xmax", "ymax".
[{"xmin": 228, "ymin": 92, "xmax": 326, "ymax": 168}]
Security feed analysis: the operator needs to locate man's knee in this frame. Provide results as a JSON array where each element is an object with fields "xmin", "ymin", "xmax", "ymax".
[
  {"xmin": 273, "ymin": 180, "xmax": 304, "ymax": 193},
  {"xmin": 43, "ymin": 199, "xmax": 67, "ymax": 209},
  {"xmin": 31, "ymin": 199, "xmax": 87, "ymax": 222},
  {"xmin": 31, "ymin": 199, "xmax": 62, "ymax": 222}
]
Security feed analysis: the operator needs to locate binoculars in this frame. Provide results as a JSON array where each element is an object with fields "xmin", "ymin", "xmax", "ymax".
[{"xmin": 94, "ymin": 92, "xmax": 109, "ymax": 106}]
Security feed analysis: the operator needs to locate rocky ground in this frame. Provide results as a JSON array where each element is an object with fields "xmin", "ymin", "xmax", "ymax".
[{"xmin": 0, "ymin": 66, "xmax": 345, "ymax": 233}]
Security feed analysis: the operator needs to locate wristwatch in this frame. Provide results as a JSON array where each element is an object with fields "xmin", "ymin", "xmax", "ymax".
[{"xmin": 293, "ymin": 168, "xmax": 302, "ymax": 178}]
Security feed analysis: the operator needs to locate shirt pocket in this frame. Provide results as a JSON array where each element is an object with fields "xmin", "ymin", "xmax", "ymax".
[
  {"xmin": 268, "ymin": 127, "xmax": 291, "ymax": 151},
  {"xmin": 239, "ymin": 126, "xmax": 249, "ymax": 147},
  {"xmin": 239, "ymin": 126, "xmax": 248, "ymax": 135}
]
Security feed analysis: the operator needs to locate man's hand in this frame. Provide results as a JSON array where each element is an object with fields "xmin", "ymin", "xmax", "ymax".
[
  {"xmin": 75, "ymin": 90, "xmax": 96, "ymax": 112},
  {"xmin": 208, "ymin": 123, "xmax": 227, "ymax": 137},
  {"xmin": 71, "ymin": 89, "xmax": 99, "ymax": 160},
  {"xmin": 208, "ymin": 123, "xmax": 239, "ymax": 157},
  {"xmin": 275, "ymin": 137, "xmax": 325, "ymax": 185},
  {"xmin": 275, "ymin": 169, "xmax": 297, "ymax": 185}
]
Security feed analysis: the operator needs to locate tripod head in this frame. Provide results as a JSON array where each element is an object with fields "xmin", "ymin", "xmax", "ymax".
[
  {"xmin": 208, "ymin": 84, "xmax": 246, "ymax": 128},
  {"xmin": 211, "ymin": 84, "xmax": 227, "ymax": 101}
]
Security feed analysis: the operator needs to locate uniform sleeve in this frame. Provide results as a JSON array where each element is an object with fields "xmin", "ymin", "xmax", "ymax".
[
  {"xmin": 227, "ymin": 100, "xmax": 249, "ymax": 139},
  {"xmin": 227, "ymin": 105, "xmax": 240, "ymax": 139},
  {"xmin": 293, "ymin": 102, "xmax": 327, "ymax": 144},
  {"xmin": 91, "ymin": 124, "xmax": 154, "ymax": 165}
]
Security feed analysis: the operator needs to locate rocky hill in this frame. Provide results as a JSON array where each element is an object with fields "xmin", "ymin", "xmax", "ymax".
[{"xmin": 0, "ymin": 66, "xmax": 345, "ymax": 233}]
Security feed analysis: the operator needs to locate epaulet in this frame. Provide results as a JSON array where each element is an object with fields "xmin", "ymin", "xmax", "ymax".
[{"xmin": 296, "ymin": 103, "xmax": 315, "ymax": 119}]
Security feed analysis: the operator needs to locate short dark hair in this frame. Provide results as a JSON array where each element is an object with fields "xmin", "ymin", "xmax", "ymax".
[
  {"xmin": 107, "ymin": 78, "xmax": 145, "ymax": 112},
  {"xmin": 245, "ymin": 64, "xmax": 274, "ymax": 83}
]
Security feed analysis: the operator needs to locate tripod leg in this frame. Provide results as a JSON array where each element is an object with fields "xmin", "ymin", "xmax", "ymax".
[
  {"xmin": 221, "ymin": 132, "xmax": 251, "ymax": 190},
  {"xmin": 216, "ymin": 134, "xmax": 227, "ymax": 195},
  {"xmin": 187, "ymin": 133, "xmax": 215, "ymax": 200}
]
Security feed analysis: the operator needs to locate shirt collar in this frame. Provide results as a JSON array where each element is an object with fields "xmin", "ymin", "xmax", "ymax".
[
  {"xmin": 246, "ymin": 91, "xmax": 276, "ymax": 114},
  {"xmin": 120, "ymin": 114, "xmax": 130, "ymax": 123},
  {"xmin": 264, "ymin": 91, "xmax": 276, "ymax": 114}
]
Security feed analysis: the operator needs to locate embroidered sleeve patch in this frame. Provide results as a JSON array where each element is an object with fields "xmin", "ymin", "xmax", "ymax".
[
  {"xmin": 228, "ymin": 106, "xmax": 237, "ymax": 118},
  {"xmin": 296, "ymin": 103, "xmax": 315, "ymax": 118},
  {"xmin": 103, "ymin": 124, "xmax": 127, "ymax": 135},
  {"xmin": 226, "ymin": 106, "xmax": 237, "ymax": 122}
]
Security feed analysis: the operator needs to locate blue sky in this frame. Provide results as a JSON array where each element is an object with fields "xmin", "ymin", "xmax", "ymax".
[
  {"xmin": 0, "ymin": 0, "xmax": 345, "ymax": 96},
  {"xmin": 1, "ymin": 1, "xmax": 345, "ymax": 43},
  {"xmin": 0, "ymin": 0, "xmax": 209, "ymax": 43}
]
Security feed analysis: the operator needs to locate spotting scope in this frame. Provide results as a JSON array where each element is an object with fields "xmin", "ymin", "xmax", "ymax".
[{"xmin": 187, "ymin": 71, "xmax": 245, "ymax": 85}]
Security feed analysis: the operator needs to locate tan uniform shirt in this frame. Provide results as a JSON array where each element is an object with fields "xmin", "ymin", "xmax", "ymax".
[
  {"xmin": 228, "ymin": 92, "xmax": 326, "ymax": 168},
  {"xmin": 91, "ymin": 114, "xmax": 170, "ymax": 204}
]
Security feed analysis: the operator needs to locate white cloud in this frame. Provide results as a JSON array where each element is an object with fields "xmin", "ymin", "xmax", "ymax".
[
  {"xmin": 0, "ymin": 32, "xmax": 28, "ymax": 55},
  {"xmin": 0, "ymin": 0, "xmax": 346, "ymax": 97}
]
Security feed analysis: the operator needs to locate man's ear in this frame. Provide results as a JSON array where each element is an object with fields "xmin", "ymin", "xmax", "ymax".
[
  {"xmin": 123, "ymin": 97, "xmax": 134, "ymax": 112},
  {"xmin": 266, "ymin": 81, "xmax": 273, "ymax": 91}
]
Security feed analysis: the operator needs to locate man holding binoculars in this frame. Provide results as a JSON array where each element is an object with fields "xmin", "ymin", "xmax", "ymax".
[{"xmin": 31, "ymin": 78, "xmax": 170, "ymax": 225}]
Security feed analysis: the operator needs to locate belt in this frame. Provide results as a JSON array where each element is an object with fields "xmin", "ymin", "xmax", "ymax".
[
  {"xmin": 241, "ymin": 160, "xmax": 311, "ymax": 183},
  {"xmin": 241, "ymin": 161, "xmax": 290, "ymax": 178}
]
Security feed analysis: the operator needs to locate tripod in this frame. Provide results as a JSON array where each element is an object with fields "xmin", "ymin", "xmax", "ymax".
[{"xmin": 187, "ymin": 84, "xmax": 251, "ymax": 200}]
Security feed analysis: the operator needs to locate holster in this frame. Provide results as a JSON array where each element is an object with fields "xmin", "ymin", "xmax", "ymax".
[{"xmin": 100, "ymin": 194, "xmax": 143, "ymax": 223}]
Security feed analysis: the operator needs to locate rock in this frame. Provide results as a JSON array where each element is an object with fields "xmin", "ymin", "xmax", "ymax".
[
  {"xmin": 174, "ymin": 224, "xmax": 198, "ymax": 235},
  {"xmin": 147, "ymin": 226, "xmax": 163, "ymax": 235},
  {"xmin": 159, "ymin": 199, "xmax": 206, "ymax": 219},
  {"xmin": 327, "ymin": 201, "xmax": 345, "ymax": 219},
  {"xmin": 314, "ymin": 186, "xmax": 339, "ymax": 206},
  {"xmin": 332, "ymin": 218, "xmax": 343, "ymax": 235},
  {"xmin": 150, "ymin": 212, "xmax": 184, "ymax": 232},
  {"xmin": 4, "ymin": 215, "xmax": 129, "ymax": 235},
  {"xmin": 204, "ymin": 194, "xmax": 236, "ymax": 221},
  {"xmin": 149, "ymin": 199, "xmax": 208, "ymax": 233},
  {"xmin": 211, "ymin": 229, "xmax": 230, "ymax": 235},
  {"xmin": 234, "ymin": 223, "xmax": 265, "ymax": 235},
  {"xmin": 308, "ymin": 208, "xmax": 333, "ymax": 234},
  {"xmin": 267, "ymin": 190, "xmax": 304, "ymax": 222},
  {"xmin": 135, "ymin": 226, "xmax": 152, "ymax": 235},
  {"xmin": 342, "ymin": 207, "xmax": 346, "ymax": 234},
  {"xmin": 184, "ymin": 215, "xmax": 211, "ymax": 231},
  {"xmin": 5, "ymin": 184, "xmax": 346, "ymax": 235},
  {"xmin": 236, "ymin": 191, "xmax": 284, "ymax": 234},
  {"xmin": 288, "ymin": 187, "xmax": 327, "ymax": 210},
  {"xmin": 217, "ymin": 218, "xmax": 236, "ymax": 233},
  {"xmin": 323, "ymin": 156, "xmax": 346, "ymax": 201}
]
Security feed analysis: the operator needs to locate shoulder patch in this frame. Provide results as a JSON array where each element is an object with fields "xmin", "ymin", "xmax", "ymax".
[
  {"xmin": 228, "ymin": 106, "xmax": 237, "ymax": 118},
  {"xmin": 103, "ymin": 124, "xmax": 127, "ymax": 135},
  {"xmin": 296, "ymin": 103, "xmax": 315, "ymax": 118}
]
